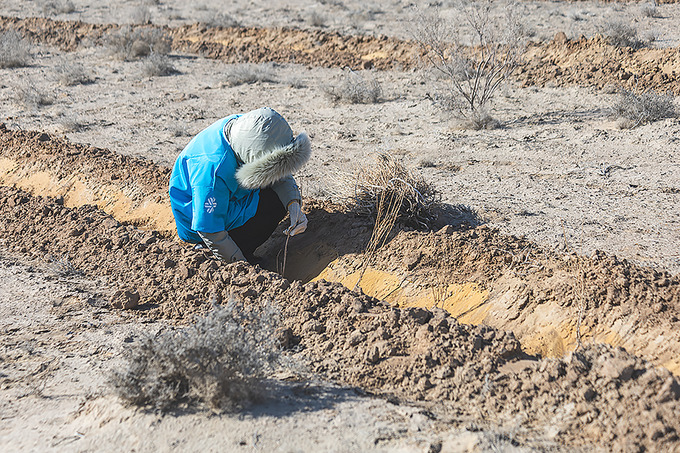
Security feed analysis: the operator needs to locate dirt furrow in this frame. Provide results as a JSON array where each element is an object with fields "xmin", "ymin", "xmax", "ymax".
[
  {"xmin": 0, "ymin": 181, "xmax": 678, "ymax": 450},
  {"xmin": 1, "ymin": 128, "xmax": 680, "ymax": 449},
  {"xmin": 1, "ymin": 16, "xmax": 680, "ymax": 93}
]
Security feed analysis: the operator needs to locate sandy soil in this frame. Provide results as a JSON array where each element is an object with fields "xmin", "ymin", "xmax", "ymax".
[{"xmin": 1, "ymin": 0, "xmax": 680, "ymax": 451}]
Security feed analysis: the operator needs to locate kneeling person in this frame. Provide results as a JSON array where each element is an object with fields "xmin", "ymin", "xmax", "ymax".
[{"xmin": 169, "ymin": 107, "xmax": 310, "ymax": 263}]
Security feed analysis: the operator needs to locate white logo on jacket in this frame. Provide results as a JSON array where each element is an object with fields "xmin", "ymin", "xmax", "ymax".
[{"xmin": 204, "ymin": 197, "xmax": 217, "ymax": 214}]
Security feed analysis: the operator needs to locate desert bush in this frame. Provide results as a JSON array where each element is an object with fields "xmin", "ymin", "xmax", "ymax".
[
  {"xmin": 201, "ymin": 12, "xmax": 240, "ymax": 28},
  {"xmin": 612, "ymin": 88, "xmax": 676, "ymax": 128},
  {"xmin": 112, "ymin": 299, "xmax": 282, "ymax": 412},
  {"xmin": 308, "ymin": 12, "xmax": 326, "ymax": 27},
  {"xmin": 411, "ymin": 0, "xmax": 525, "ymax": 123},
  {"xmin": 222, "ymin": 63, "xmax": 277, "ymax": 87},
  {"xmin": 640, "ymin": 2, "xmax": 659, "ymax": 18},
  {"xmin": 40, "ymin": 0, "xmax": 75, "ymax": 16},
  {"xmin": 324, "ymin": 68, "xmax": 382, "ymax": 104},
  {"xmin": 15, "ymin": 80, "xmax": 53, "ymax": 109},
  {"xmin": 344, "ymin": 152, "xmax": 441, "ymax": 230},
  {"xmin": 0, "ymin": 30, "xmax": 32, "ymax": 68},
  {"xmin": 600, "ymin": 20, "xmax": 649, "ymax": 48},
  {"xmin": 131, "ymin": 5, "xmax": 152, "ymax": 25},
  {"xmin": 141, "ymin": 52, "xmax": 176, "ymax": 77},
  {"xmin": 105, "ymin": 25, "xmax": 171, "ymax": 61},
  {"xmin": 55, "ymin": 61, "xmax": 92, "ymax": 86}
]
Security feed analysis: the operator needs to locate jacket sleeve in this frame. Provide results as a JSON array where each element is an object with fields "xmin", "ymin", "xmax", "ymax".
[
  {"xmin": 271, "ymin": 175, "xmax": 301, "ymax": 208},
  {"xmin": 198, "ymin": 230, "xmax": 246, "ymax": 263}
]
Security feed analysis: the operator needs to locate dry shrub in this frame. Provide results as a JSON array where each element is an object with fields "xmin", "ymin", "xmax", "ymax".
[
  {"xmin": 112, "ymin": 300, "xmax": 282, "ymax": 412},
  {"xmin": 105, "ymin": 25, "xmax": 171, "ymax": 61},
  {"xmin": 324, "ymin": 69, "xmax": 382, "ymax": 104},
  {"xmin": 347, "ymin": 152, "xmax": 441, "ymax": 230},
  {"xmin": 15, "ymin": 80, "xmax": 53, "ymax": 109},
  {"xmin": 131, "ymin": 5, "xmax": 152, "ymax": 25},
  {"xmin": 55, "ymin": 61, "xmax": 92, "ymax": 86},
  {"xmin": 40, "ymin": 0, "xmax": 75, "ymax": 16},
  {"xmin": 600, "ymin": 20, "xmax": 649, "ymax": 49},
  {"xmin": 222, "ymin": 63, "xmax": 277, "ymax": 87},
  {"xmin": 613, "ymin": 88, "xmax": 676, "ymax": 128},
  {"xmin": 141, "ymin": 52, "xmax": 176, "ymax": 77},
  {"xmin": 411, "ymin": 0, "xmax": 525, "ymax": 123},
  {"xmin": 201, "ymin": 12, "xmax": 240, "ymax": 28},
  {"xmin": 0, "ymin": 30, "xmax": 32, "ymax": 69}
]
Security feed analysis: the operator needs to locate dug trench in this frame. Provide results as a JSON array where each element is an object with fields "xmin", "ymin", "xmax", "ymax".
[{"xmin": 2, "ymin": 126, "xmax": 680, "ymax": 449}]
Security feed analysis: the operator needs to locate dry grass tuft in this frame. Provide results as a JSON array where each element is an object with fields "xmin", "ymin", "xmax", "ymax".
[
  {"xmin": 344, "ymin": 152, "xmax": 441, "ymax": 230},
  {"xmin": 141, "ymin": 52, "xmax": 176, "ymax": 77},
  {"xmin": 105, "ymin": 26, "xmax": 171, "ymax": 61},
  {"xmin": 55, "ymin": 61, "xmax": 92, "ymax": 86},
  {"xmin": 613, "ymin": 88, "xmax": 676, "ymax": 128},
  {"xmin": 222, "ymin": 63, "xmax": 278, "ymax": 87},
  {"xmin": 600, "ymin": 20, "xmax": 650, "ymax": 49},
  {"xmin": 112, "ymin": 299, "xmax": 283, "ymax": 412},
  {"xmin": 0, "ymin": 30, "xmax": 32, "ymax": 69},
  {"xmin": 40, "ymin": 0, "xmax": 75, "ymax": 16},
  {"xmin": 324, "ymin": 69, "xmax": 382, "ymax": 104},
  {"xmin": 15, "ymin": 80, "xmax": 53, "ymax": 109}
]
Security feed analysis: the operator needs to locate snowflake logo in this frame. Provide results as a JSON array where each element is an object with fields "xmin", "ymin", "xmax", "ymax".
[{"xmin": 204, "ymin": 197, "xmax": 217, "ymax": 214}]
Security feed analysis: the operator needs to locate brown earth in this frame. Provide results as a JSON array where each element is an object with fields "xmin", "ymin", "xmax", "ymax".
[
  {"xmin": 2, "ymin": 127, "xmax": 680, "ymax": 450},
  {"xmin": 2, "ymin": 16, "xmax": 680, "ymax": 93}
]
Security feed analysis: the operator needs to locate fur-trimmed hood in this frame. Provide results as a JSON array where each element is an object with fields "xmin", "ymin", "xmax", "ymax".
[
  {"xmin": 227, "ymin": 107, "xmax": 311, "ymax": 189},
  {"xmin": 235, "ymin": 132, "xmax": 311, "ymax": 189}
]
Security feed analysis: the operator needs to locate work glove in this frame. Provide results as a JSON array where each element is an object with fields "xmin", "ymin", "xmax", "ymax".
[
  {"xmin": 284, "ymin": 201, "xmax": 308, "ymax": 236},
  {"xmin": 198, "ymin": 230, "xmax": 247, "ymax": 263}
]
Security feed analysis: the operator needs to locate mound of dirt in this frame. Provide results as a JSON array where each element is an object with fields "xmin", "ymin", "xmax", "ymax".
[
  {"xmin": 1, "ymin": 184, "xmax": 679, "ymax": 450},
  {"xmin": 520, "ymin": 34, "xmax": 680, "ymax": 94},
  {"xmin": 3, "ymin": 16, "xmax": 680, "ymax": 93},
  {"xmin": 0, "ymin": 125, "xmax": 173, "ymax": 232}
]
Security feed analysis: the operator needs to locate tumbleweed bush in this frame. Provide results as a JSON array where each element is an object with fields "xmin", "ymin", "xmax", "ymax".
[
  {"xmin": 411, "ymin": 0, "xmax": 525, "ymax": 123},
  {"xmin": 600, "ymin": 20, "xmax": 649, "ymax": 49},
  {"xmin": 0, "ymin": 30, "xmax": 32, "ymax": 68},
  {"xmin": 613, "ymin": 88, "xmax": 676, "ymax": 128},
  {"xmin": 324, "ymin": 68, "xmax": 382, "ymax": 104},
  {"xmin": 112, "ymin": 299, "xmax": 282, "ymax": 412},
  {"xmin": 223, "ymin": 62, "xmax": 278, "ymax": 87},
  {"xmin": 105, "ymin": 26, "xmax": 171, "ymax": 61}
]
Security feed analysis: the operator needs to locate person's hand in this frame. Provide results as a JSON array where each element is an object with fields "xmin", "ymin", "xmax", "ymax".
[{"xmin": 285, "ymin": 201, "xmax": 308, "ymax": 236}]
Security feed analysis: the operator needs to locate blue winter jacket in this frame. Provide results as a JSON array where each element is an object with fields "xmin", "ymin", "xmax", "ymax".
[{"xmin": 169, "ymin": 116, "xmax": 260, "ymax": 243}]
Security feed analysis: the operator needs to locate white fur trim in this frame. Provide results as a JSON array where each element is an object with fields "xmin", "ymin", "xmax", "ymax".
[{"xmin": 235, "ymin": 133, "xmax": 311, "ymax": 189}]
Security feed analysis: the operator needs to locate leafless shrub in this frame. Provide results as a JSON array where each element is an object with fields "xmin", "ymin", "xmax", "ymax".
[
  {"xmin": 308, "ymin": 12, "xmax": 326, "ymax": 27},
  {"xmin": 105, "ymin": 25, "xmax": 171, "ymax": 61},
  {"xmin": 281, "ymin": 74, "xmax": 306, "ymax": 89},
  {"xmin": 201, "ymin": 12, "xmax": 240, "ymax": 28},
  {"xmin": 112, "ymin": 299, "xmax": 283, "ymax": 412},
  {"xmin": 222, "ymin": 63, "xmax": 277, "ymax": 87},
  {"xmin": 141, "ymin": 52, "xmax": 176, "ymax": 77},
  {"xmin": 15, "ymin": 80, "xmax": 53, "ymax": 109},
  {"xmin": 40, "ymin": 0, "xmax": 75, "ymax": 16},
  {"xmin": 343, "ymin": 152, "xmax": 441, "ymax": 230},
  {"xmin": 640, "ymin": 2, "xmax": 659, "ymax": 18},
  {"xmin": 55, "ymin": 61, "xmax": 92, "ymax": 86},
  {"xmin": 324, "ymin": 68, "xmax": 382, "ymax": 104},
  {"xmin": 131, "ymin": 5, "xmax": 152, "ymax": 25},
  {"xmin": 411, "ymin": 0, "xmax": 526, "ymax": 123},
  {"xmin": 0, "ymin": 30, "xmax": 32, "ymax": 68},
  {"xmin": 600, "ymin": 20, "xmax": 649, "ymax": 48},
  {"xmin": 612, "ymin": 88, "xmax": 676, "ymax": 128}
]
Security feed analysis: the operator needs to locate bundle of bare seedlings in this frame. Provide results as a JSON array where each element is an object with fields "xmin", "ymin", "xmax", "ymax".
[{"xmin": 342, "ymin": 152, "xmax": 441, "ymax": 231}]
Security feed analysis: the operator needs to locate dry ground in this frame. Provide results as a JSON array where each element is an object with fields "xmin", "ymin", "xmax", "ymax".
[{"xmin": 1, "ymin": 0, "xmax": 680, "ymax": 451}]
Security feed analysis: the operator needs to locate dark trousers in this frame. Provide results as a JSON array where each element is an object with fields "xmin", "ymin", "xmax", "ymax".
[{"xmin": 228, "ymin": 188, "xmax": 287, "ymax": 262}]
